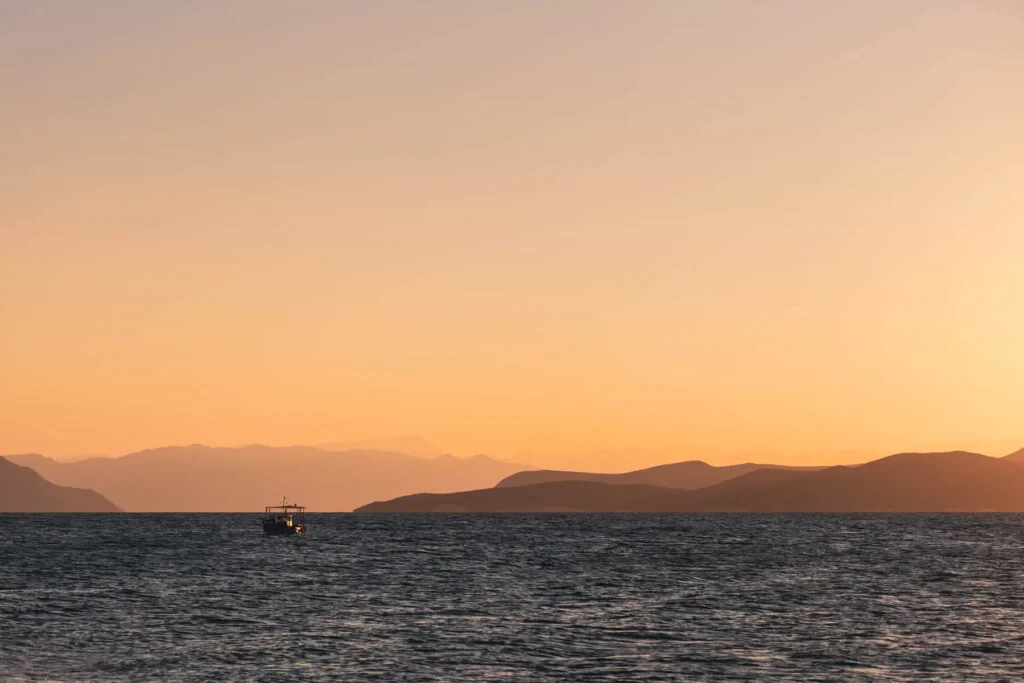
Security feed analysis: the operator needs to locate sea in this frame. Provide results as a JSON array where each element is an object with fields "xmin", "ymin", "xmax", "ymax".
[{"xmin": 2, "ymin": 514, "xmax": 1023, "ymax": 682}]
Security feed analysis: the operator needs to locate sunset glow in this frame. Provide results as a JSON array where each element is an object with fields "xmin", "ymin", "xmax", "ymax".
[{"xmin": 2, "ymin": 1, "xmax": 1022, "ymax": 467}]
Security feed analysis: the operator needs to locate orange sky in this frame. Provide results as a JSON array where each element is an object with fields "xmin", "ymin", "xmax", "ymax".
[{"xmin": 2, "ymin": 2, "xmax": 1022, "ymax": 468}]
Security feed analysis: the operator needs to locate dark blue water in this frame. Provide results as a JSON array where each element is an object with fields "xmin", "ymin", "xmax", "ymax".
[{"xmin": 3, "ymin": 514, "xmax": 1024, "ymax": 681}]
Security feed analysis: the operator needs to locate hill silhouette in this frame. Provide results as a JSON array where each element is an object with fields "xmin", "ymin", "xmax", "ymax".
[
  {"xmin": 1002, "ymin": 447, "xmax": 1024, "ymax": 462},
  {"xmin": 356, "ymin": 481, "xmax": 674, "ymax": 512},
  {"xmin": 0, "ymin": 457, "xmax": 121, "ymax": 512},
  {"xmin": 496, "ymin": 460, "xmax": 823, "ymax": 490},
  {"xmin": 7, "ymin": 445, "xmax": 527, "ymax": 512},
  {"xmin": 357, "ymin": 451, "xmax": 1024, "ymax": 512},
  {"xmin": 510, "ymin": 446, "xmax": 804, "ymax": 473}
]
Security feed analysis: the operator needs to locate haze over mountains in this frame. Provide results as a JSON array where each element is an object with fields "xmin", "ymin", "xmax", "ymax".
[
  {"xmin": 358, "ymin": 450, "xmax": 1024, "ymax": 513},
  {"xmin": 6, "ymin": 444, "xmax": 1024, "ymax": 513},
  {"xmin": 7, "ymin": 445, "xmax": 528, "ymax": 512},
  {"xmin": 314, "ymin": 437, "xmax": 444, "ymax": 460},
  {"xmin": 0, "ymin": 457, "xmax": 120, "ymax": 513}
]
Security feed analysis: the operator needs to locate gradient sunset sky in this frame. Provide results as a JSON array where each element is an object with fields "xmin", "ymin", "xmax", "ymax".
[{"xmin": 2, "ymin": 1, "xmax": 1022, "ymax": 467}]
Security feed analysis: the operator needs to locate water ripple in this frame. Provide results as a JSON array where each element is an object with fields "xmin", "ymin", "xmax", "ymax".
[{"xmin": 3, "ymin": 513, "xmax": 1024, "ymax": 681}]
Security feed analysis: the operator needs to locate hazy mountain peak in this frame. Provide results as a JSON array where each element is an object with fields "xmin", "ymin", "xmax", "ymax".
[
  {"xmin": 6, "ymin": 444, "xmax": 530, "ymax": 511},
  {"xmin": 316, "ymin": 437, "xmax": 444, "ymax": 459},
  {"xmin": 0, "ymin": 457, "xmax": 121, "ymax": 512},
  {"xmin": 432, "ymin": 453, "xmax": 504, "ymax": 464}
]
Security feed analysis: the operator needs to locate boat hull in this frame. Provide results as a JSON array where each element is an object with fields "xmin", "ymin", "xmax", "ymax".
[{"xmin": 262, "ymin": 522, "xmax": 306, "ymax": 535}]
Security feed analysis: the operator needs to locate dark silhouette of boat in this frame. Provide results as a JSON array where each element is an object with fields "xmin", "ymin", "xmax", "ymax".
[{"xmin": 262, "ymin": 498, "xmax": 306, "ymax": 535}]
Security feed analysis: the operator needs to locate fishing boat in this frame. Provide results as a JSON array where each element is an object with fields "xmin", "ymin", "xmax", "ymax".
[{"xmin": 262, "ymin": 498, "xmax": 307, "ymax": 535}]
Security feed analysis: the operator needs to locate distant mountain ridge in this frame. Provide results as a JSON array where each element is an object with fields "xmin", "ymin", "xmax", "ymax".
[
  {"xmin": 1002, "ymin": 448, "xmax": 1024, "ymax": 462},
  {"xmin": 357, "ymin": 451, "xmax": 1024, "ymax": 512},
  {"xmin": 496, "ymin": 460, "xmax": 824, "ymax": 490},
  {"xmin": 315, "ymin": 437, "xmax": 444, "ymax": 459},
  {"xmin": 0, "ymin": 457, "xmax": 121, "ymax": 512},
  {"xmin": 510, "ymin": 446, "xmax": 799, "ymax": 473},
  {"xmin": 6, "ymin": 445, "xmax": 528, "ymax": 512}
]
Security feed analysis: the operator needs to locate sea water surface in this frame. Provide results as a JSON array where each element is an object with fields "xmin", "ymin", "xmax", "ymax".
[{"xmin": 2, "ymin": 514, "xmax": 1024, "ymax": 681}]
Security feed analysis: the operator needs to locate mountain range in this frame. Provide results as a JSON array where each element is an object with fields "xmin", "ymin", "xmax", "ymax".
[
  {"xmin": 6, "ymin": 445, "xmax": 1024, "ymax": 513},
  {"xmin": 357, "ymin": 450, "xmax": 1024, "ymax": 512},
  {"xmin": 496, "ymin": 460, "xmax": 823, "ymax": 490},
  {"xmin": 0, "ymin": 457, "xmax": 121, "ymax": 512},
  {"xmin": 5, "ymin": 445, "xmax": 527, "ymax": 512}
]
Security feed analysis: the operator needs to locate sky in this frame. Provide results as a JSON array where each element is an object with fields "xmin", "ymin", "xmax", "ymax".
[{"xmin": 1, "ymin": 1, "xmax": 1022, "ymax": 467}]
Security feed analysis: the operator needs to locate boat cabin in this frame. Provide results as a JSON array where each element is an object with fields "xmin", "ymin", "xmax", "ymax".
[{"xmin": 262, "ymin": 499, "xmax": 307, "ymax": 535}]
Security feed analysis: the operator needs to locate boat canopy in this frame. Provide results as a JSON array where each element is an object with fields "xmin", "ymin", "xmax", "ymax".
[{"xmin": 265, "ymin": 497, "xmax": 305, "ymax": 515}]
